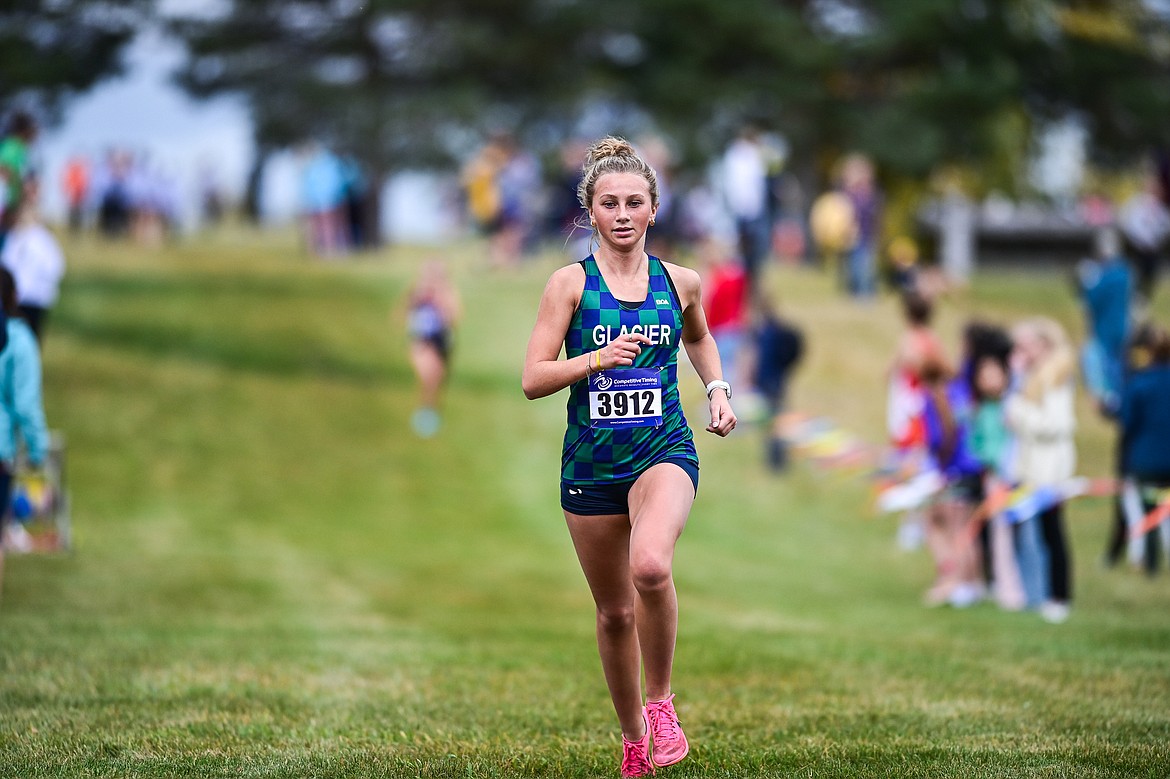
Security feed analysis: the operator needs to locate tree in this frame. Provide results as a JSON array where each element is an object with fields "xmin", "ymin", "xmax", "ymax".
[
  {"xmin": 594, "ymin": 0, "xmax": 1170, "ymax": 187},
  {"xmin": 171, "ymin": 0, "xmax": 1170, "ymax": 231},
  {"xmin": 0, "ymin": 0, "xmax": 149, "ymax": 123},
  {"xmin": 170, "ymin": 0, "xmax": 601, "ymax": 240},
  {"xmin": 797, "ymin": 0, "xmax": 1170, "ymax": 187}
]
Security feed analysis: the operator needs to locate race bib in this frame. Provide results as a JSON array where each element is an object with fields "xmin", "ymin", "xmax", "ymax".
[{"xmin": 589, "ymin": 368, "xmax": 663, "ymax": 428}]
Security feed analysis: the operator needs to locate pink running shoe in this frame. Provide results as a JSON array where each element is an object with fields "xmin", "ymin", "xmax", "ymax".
[
  {"xmin": 620, "ymin": 712, "xmax": 655, "ymax": 778},
  {"xmin": 645, "ymin": 693, "xmax": 689, "ymax": 768}
]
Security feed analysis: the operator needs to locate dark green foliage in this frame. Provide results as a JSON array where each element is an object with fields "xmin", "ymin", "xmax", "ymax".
[
  {"xmin": 0, "ymin": 0, "xmax": 148, "ymax": 122},
  {"xmin": 166, "ymin": 1, "xmax": 1170, "ymax": 184}
]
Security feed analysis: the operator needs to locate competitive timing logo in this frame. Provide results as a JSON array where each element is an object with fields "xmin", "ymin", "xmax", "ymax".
[{"xmin": 595, "ymin": 374, "xmax": 614, "ymax": 390}]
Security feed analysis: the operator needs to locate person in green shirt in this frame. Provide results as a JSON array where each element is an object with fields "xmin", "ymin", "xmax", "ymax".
[
  {"xmin": 0, "ymin": 112, "xmax": 38, "ymax": 233},
  {"xmin": 966, "ymin": 325, "xmax": 1042, "ymax": 612}
]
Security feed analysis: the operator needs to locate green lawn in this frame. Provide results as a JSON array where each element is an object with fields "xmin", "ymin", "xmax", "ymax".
[{"xmin": 1, "ymin": 229, "xmax": 1167, "ymax": 778}]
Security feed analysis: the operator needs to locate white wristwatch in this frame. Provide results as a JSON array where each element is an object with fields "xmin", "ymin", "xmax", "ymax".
[{"xmin": 705, "ymin": 379, "xmax": 732, "ymax": 400}]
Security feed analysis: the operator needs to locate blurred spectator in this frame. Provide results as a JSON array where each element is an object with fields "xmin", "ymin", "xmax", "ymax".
[
  {"xmin": 958, "ymin": 322, "xmax": 999, "ymax": 580},
  {"xmin": 768, "ymin": 153, "xmax": 806, "ymax": 265},
  {"xmin": 1078, "ymin": 189, "xmax": 1114, "ymax": 228},
  {"xmin": 1104, "ymin": 322, "xmax": 1161, "ymax": 568},
  {"xmin": 809, "ymin": 187, "xmax": 856, "ymax": 276},
  {"xmin": 887, "ymin": 290, "xmax": 948, "ymax": 553},
  {"xmin": 547, "ymin": 137, "xmax": 589, "ymax": 254},
  {"xmin": 494, "ymin": 134, "xmax": 541, "ymax": 265},
  {"xmin": 340, "ymin": 155, "xmax": 370, "ymax": 249},
  {"xmin": 1118, "ymin": 323, "xmax": 1170, "ymax": 576},
  {"xmin": 300, "ymin": 143, "xmax": 349, "ymax": 258},
  {"xmin": 885, "ymin": 235, "xmax": 920, "ymax": 294},
  {"xmin": 967, "ymin": 341, "xmax": 1030, "ymax": 611},
  {"xmin": 700, "ymin": 238, "xmax": 749, "ymax": 388},
  {"xmin": 88, "ymin": 149, "xmax": 180, "ymax": 245},
  {"xmin": 407, "ymin": 260, "xmax": 460, "ymax": 438},
  {"xmin": 61, "ymin": 154, "xmax": 90, "ymax": 235},
  {"xmin": 462, "ymin": 134, "xmax": 539, "ymax": 268},
  {"xmin": 462, "ymin": 137, "xmax": 505, "ymax": 236},
  {"xmin": 771, "ymin": 177, "xmax": 808, "ymax": 263},
  {"xmin": 128, "ymin": 155, "xmax": 179, "ymax": 247},
  {"xmin": 95, "ymin": 149, "xmax": 132, "ymax": 238},
  {"xmin": 920, "ymin": 357, "xmax": 985, "ymax": 608},
  {"xmin": 0, "ymin": 267, "xmax": 50, "ymax": 584},
  {"xmin": 1075, "ymin": 227, "xmax": 1134, "ymax": 415},
  {"xmin": 1117, "ymin": 169, "xmax": 1170, "ymax": 305},
  {"xmin": 0, "ymin": 111, "xmax": 38, "ymax": 247},
  {"xmin": 753, "ymin": 296, "xmax": 804, "ymax": 472},
  {"xmin": 1006, "ymin": 318, "xmax": 1077, "ymax": 623},
  {"xmin": 841, "ymin": 153, "xmax": 882, "ymax": 299},
  {"xmin": 721, "ymin": 125, "xmax": 772, "ymax": 290},
  {"xmin": 1072, "ymin": 228, "xmax": 1136, "ymax": 575},
  {"xmin": 678, "ymin": 176, "xmax": 727, "ymax": 246},
  {"xmin": 888, "ymin": 290, "xmax": 948, "ymax": 453},
  {"xmin": 639, "ymin": 135, "xmax": 681, "ymax": 261},
  {"xmin": 197, "ymin": 157, "xmax": 224, "ymax": 228},
  {"xmin": 0, "ymin": 180, "xmax": 64, "ymax": 343}
]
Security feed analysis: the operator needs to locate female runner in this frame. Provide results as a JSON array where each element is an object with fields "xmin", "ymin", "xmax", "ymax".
[{"xmin": 522, "ymin": 137, "xmax": 736, "ymax": 777}]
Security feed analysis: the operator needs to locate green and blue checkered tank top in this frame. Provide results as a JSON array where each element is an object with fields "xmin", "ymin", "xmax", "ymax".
[{"xmin": 561, "ymin": 255, "xmax": 697, "ymax": 484}]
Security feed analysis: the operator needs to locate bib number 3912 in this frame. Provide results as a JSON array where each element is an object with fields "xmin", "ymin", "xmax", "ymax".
[{"xmin": 589, "ymin": 368, "xmax": 663, "ymax": 428}]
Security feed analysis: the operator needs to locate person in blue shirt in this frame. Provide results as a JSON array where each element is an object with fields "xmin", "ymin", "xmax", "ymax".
[
  {"xmin": 753, "ymin": 295, "xmax": 804, "ymax": 471},
  {"xmin": 0, "ymin": 266, "xmax": 49, "ymax": 588},
  {"xmin": 1119, "ymin": 323, "xmax": 1170, "ymax": 575},
  {"xmin": 299, "ymin": 144, "xmax": 348, "ymax": 257},
  {"xmin": 1104, "ymin": 322, "xmax": 1161, "ymax": 566}
]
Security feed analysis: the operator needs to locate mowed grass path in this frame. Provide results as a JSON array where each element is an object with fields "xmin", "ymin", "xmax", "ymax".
[{"xmin": 1, "ymin": 230, "xmax": 1168, "ymax": 778}]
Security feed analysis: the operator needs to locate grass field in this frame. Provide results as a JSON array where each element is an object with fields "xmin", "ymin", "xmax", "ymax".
[{"xmin": 1, "ymin": 229, "xmax": 1168, "ymax": 778}]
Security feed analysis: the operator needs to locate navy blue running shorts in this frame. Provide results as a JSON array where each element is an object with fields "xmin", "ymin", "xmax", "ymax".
[{"xmin": 560, "ymin": 458, "xmax": 699, "ymax": 516}]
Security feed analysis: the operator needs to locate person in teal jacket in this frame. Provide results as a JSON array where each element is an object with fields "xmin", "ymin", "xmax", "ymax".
[{"xmin": 0, "ymin": 266, "xmax": 49, "ymax": 584}]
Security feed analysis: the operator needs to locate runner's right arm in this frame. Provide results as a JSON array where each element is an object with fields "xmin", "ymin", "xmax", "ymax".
[
  {"xmin": 522, "ymin": 265, "xmax": 650, "ymax": 399},
  {"xmin": 523, "ymin": 265, "xmax": 590, "ymax": 400}
]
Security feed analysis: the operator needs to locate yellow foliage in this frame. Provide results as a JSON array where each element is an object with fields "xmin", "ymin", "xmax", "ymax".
[{"xmin": 1056, "ymin": 8, "xmax": 1140, "ymax": 47}]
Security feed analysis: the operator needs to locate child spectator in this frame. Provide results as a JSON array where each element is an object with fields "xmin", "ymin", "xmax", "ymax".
[
  {"xmin": 888, "ymin": 290, "xmax": 949, "ymax": 551},
  {"xmin": 885, "ymin": 235, "xmax": 920, "ymax": 294},
  {"xmin": 889, "ymin": 290, "xmax": 949, "ymax": 453},
  {"xmin": 968, "ymin": 349, "xmax": 1037, "ymax": 611},
  {"xmin": 1006, "ymin": 318, "xmax": 1078, "ymax": 623},
  {"xmin": 920, "ymin": 357, "xmax": 985, "ymax": 608},
  {"xmin": 963, "ymin": 323, "xmax": 1018, "ymax": 603}
]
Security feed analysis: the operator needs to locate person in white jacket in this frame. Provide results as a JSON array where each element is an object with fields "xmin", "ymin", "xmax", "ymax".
[
  {"xmin": 1006, "ymin": 317, "xmax": 1077, "ymax": 623},
  {"xmin": 0, "ymin": 182, "xmax": 65, "ymax": 343}
]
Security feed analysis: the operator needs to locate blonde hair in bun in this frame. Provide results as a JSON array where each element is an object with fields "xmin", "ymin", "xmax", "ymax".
[{"xmin": 576, "ymin": 136, "xmax": 659, "ymax": 213}]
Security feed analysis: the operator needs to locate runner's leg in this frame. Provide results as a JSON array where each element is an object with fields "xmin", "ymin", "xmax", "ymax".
[
  {"xmin": 627, "ymin": 462, "xmax": 695, "ymax": 701},
  {"xmin": 564, "ymin": 511, "xmax": 645, "ymax": 740}
]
